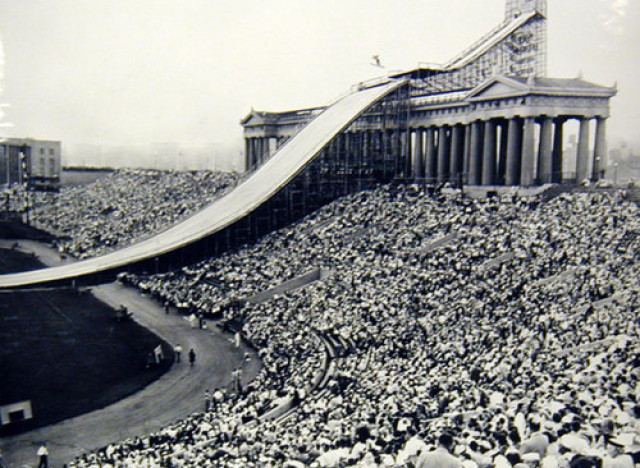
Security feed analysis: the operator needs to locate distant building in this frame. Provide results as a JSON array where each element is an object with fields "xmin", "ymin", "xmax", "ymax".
[{"xmin": 0, "ymin": 138, "xmax": 61, "ymax": 191}]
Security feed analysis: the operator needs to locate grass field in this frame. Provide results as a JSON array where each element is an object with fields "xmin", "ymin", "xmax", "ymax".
[{"xmin": 0, "ymin": 248, "xmax": 172, "ymax": 436}]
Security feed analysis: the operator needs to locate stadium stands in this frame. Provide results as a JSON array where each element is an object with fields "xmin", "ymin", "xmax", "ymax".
[
  {"xmin": 30, "ymin": 169, "xmax": 239, "ymax": 258},
  {"xmin": 66, "ymin": 187, "xmax": 639, "ymax": 467}
]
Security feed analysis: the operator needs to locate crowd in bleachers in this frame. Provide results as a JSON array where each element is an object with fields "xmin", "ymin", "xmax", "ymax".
[
  {"xmin": 68, "ymin": 186, "xmax": 639, "ymax": 467},
  {"xmin": 0, "ymin": 185, "xmax": 29, "ymax": 214},
  {"xmin": 28, "ymin": 169, "xmax": 238, "ymax": 258}
]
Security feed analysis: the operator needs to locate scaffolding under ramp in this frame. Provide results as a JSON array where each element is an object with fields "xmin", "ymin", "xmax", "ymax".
[{"xmin": 0, "ymin": 79, "xmax": 407, "ymax": 289}]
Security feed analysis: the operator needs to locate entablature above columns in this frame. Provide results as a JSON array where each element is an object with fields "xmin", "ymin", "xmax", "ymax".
[
  {"xmin": 405, "ymin": 74, "xmax": 615, "ymax": 129},
  {"xmin": 409, "ymin": 94, "xmax": 612, "ymax": 128},
  {"xmin": 243, "ymin": 123, "xmax": 305, "ymax": 139}
]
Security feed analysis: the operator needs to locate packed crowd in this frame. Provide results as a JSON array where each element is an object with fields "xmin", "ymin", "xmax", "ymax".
[
  {"xmin": 29, "ymin": 169, "xmax": 238, "ymax": 258},
  {"xmin": 0, "ymin": 185, "xmax": 29, "ymax": 214},
  {"xmin": 69, "ymin": 186, "xmax": 639, "ymax": 467}
]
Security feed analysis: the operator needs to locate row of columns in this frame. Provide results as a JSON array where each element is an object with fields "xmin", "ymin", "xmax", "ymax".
[
  {"xmin": 244, "ymin": 116, "xmax": 607, "ymax": 187},
  {"xmin": 409, "ymin": 116, "xmax": 607, "ymax": 186},
  {"xmin": 245, "ymin": 136, "xmax": 287, "ymax": 171}
]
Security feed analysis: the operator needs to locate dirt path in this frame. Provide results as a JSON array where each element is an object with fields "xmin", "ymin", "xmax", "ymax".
[{"xmin": 0, "ymin": 242, "xmax": 261, "ymax": 467}]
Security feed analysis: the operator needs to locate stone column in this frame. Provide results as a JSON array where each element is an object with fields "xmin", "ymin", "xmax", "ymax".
[
  {"xmin": 407, "ymin": 130, "xmax": 414, "ymax": 179},
  {"xmin": 593, "ymin": 117, "xmax": 607, "ymax": 181},
  {"xmin": 482, "ymin": 120, "xmax": 497, "ymax": 186},
  {"xmin": 506, "ymin": 118, "xmax": 522, "ymax": 186},
  {"xmin": 425, "ymin": 127, "xmax": 437, "ymax": 183},
  {"xmin": 417, "ymin": 130, "xmax": 426, "ymax": 180},
  {"xmin": 264, "ymin": 137, "xmax": 269, "ymax": 162},
  {"xmin": 537, "ymin": 117, "xmax": 554, "ymax": 184},
  {"xmin": 420, "ymin": 129, "xmax": 427, "ymax": 180},
  {"xmin": 404, "ymin": 130, "xmax": 412, "ymax": 179},
  {"xmin": 413, "ymin": 129, "xmax": 424, "ymax": 180},
  {"xmin": 252, "ymin": 139, "xmax": 258, "ymax": 168},
  {"xmin": 255, "ymin": 138, "xmax": 262, "ymax": 165},
  {"xmin": 551, "ymin": 119, "xmax": 565, "ymax": 183},
  {"xmin": 462, "ymin": 124, "xmax": 472, "ymax": 185},
  {"xmin": 497, "ymin": 121, "xmax": 509, "ymax": 185},
  {"xmin": 520, "ymin": 117, "xmax": 536, "ymax": 186},
  {"xmin": 469, "ymin": 121, "xmax": 484, "ymax": 186},
  {"xmin": 245, "ymin": 139, "xmax": 251, "ymax": 172},
  {"xmin": 437, "ymin": 126, "xmax": 450, "ymax": 183},
  {"xmin": 258, "ymin": 138, "xmax": 264, "ymax": 163},
  {"xmin": 251, "ymin": 138, "xmax": 258, "ymax": 168},
  {"xmin": 576, "ymin": 118, "xmax": 591, "ymax": 183},
  {"xmin": 450, "ymin": 124, "xmax": 464, "ymax": 184}
]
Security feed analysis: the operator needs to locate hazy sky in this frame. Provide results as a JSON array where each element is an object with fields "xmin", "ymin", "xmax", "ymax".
[{"xmin": 0, "ymin": 0, "xmax": 638, "ymax": 162}]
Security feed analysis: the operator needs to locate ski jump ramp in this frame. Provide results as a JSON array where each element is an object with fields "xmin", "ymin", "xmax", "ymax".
[{"xmin": 0, "ymin": 79, "xmax": 406, "ymax": 289}]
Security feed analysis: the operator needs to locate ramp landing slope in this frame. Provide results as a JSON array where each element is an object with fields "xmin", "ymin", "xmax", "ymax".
[{"xmin": 0, "ymin": 80, "xmax": 406, "ymax": 289}]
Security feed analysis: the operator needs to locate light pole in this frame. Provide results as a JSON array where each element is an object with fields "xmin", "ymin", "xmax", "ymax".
[{"xmin": 613, "ymin": 163, "xmax": 618, "ymax": 186}]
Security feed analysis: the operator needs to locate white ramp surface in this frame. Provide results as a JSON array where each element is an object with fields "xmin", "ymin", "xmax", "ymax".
[{"xmin": 0, "ymin": 80, "xmax": 405, "ymax": 288}]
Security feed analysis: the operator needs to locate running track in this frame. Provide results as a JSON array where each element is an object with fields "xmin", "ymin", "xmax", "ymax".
[{"xmin": 0, "ymin": 241, "xmax": 261, "ymax": 467}]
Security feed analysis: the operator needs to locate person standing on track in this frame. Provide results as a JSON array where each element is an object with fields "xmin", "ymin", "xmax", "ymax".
[
  {"xmin": 205, "ymin": 389, "xmax": 211, "ymax": 412},
  {"xmin": 174, "ymin": 344, "xmax": 182, "ymax": 363},
  {"xmin": 37, "ymin": 442, "xmax": 49, "ymax": 468},
  {"xmin": 189, "ymin": 348, "xmax": 196, "ymax": 367}
]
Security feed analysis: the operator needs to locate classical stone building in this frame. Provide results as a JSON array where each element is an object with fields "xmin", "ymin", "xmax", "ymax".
[{"xmin": 242, "ymin": 0, "xmax": 616, "ymax": 187}]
